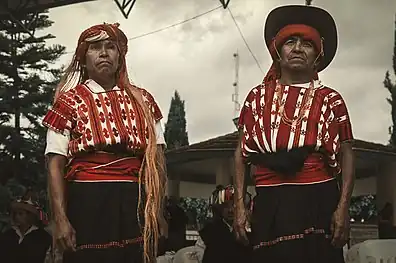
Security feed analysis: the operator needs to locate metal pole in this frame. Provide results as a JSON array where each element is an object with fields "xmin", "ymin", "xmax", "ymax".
[{"xmin": 232, "ymin": 51, "xmax": 240, "ymax": 118}]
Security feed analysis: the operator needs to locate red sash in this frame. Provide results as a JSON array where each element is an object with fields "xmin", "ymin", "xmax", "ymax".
[
  {"xmin": 254, "ymin": 153, "xmax": 333, "ymax": 186},
  {"xmin": 66, "ymin": 152, "xmax": 142, "ymax": 182}
]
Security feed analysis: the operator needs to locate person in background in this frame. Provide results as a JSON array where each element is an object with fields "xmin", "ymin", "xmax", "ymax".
[
  {"xmin": 0, "ymin": 192, "xmax": 51, "ymax": 263},
  {"xmin": 165, "ymin": 196, "xmax": 189, "ymax": 252},
  {"xmin": 199, "ymin": 185, "xmax": 252, "ymax": 263}
]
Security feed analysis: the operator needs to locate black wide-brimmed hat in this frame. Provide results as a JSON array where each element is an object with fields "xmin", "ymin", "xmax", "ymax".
[{"xmin": 264, "ymin": 5, "xmax": 338, "ymax": 72}]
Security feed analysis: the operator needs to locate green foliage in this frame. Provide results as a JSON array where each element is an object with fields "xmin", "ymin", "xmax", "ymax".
[
  {"xmin": 349, "ymin": 195, "xmax": 377, "ymax": 221},
  {"xmin": 164, "ymin": 90, "xmax": 189, "ymax": 150},
  {"xmin": 0, "ymin": 11, "xmax": 65, "ymax": 186},
  {"xmin": 384, "ymin": 17, "xmax": 396, "ymax": 146},
  {"xmin": 179, "ymin": 197, "xmax": 209, "ymax": 230}
]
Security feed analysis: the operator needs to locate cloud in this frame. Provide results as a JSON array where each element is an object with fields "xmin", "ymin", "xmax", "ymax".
[{"xmin": 45, "ymin": 0, "xmax": 396, "ymax": 144}]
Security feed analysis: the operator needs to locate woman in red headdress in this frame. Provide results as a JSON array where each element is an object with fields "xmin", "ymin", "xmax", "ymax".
[
  {"xmin": 233, "ymin": 5, "xmax": 354, "ymax": 263},
  {"xmin": 43, "ymin": 23, "xmax": 167, "ymax": 263}
]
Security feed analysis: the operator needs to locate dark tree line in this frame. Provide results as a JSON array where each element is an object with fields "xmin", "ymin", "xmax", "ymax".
[
  {"xmin": 0, "ymin": 10, "xmax": 65, "ymax": 202},
  {"xmin": 384, "ymin": 17, "xmax": 396, "ymax": 146}
]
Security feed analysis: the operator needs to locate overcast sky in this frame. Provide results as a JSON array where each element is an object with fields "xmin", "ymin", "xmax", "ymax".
[{"xmin": 44, "ymin": 0, "xmax": 396, "ymax": 145}]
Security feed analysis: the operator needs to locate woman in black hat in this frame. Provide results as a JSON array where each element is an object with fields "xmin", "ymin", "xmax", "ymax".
[{"xmin": 233, "ymin": 5, "xmax": 354, "ymax": 263}]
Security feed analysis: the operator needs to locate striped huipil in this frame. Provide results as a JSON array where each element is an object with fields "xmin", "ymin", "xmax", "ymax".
[{"xmin": 238, "ymin": 80, "xmax": 353, "ymax": 186}]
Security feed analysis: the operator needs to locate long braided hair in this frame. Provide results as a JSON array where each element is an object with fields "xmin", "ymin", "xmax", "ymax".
[{"xmin": 54, "ymin": 23, "xmax": 167, "ymax": 263}]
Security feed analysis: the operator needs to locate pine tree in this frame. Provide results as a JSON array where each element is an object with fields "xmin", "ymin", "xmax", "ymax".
[
  {"xmin": 384, "ymin": 17, "xmax": 396, "ymax": 146},
  {"xmin": 164, "ymin": 91, "xmax": 189, "ymax": 150},
  {"xmin": 305, "ymin": 0, "xmax": 313, "ymax": 5},
  {"xmin": 0, "ymin": 11, "xmax": 65, "ymax": 186}
]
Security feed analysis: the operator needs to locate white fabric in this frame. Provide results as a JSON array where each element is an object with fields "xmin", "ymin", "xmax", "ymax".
[
  {"xmin": 45, "ymin": 129, "xmax": 70, "ymax": 156},
  {"xmin": 84, "ymin": 79, "xmax": 121, "ymax": 92},
  {"xmin": 173, "ymin": 246, "xmax": 204, "ymax": 263},
  {"xmin": 286, "ymin": 80, "xmax": 321, "ymax": 89},
  {"xmin": 156, "ymin": 252, "xmax": 175, "ymax": 263},
  {"xmin": 156, "ymin": 121, "xmax": 166, "ymax": 145},
  {"xmin": 45, "ymin": 121, "xmax": 165, "ymax": 156},
  {"xmin": 84, "ymin": 30, "xmax": 110, "ymax": 43},
  {"xmin": 157, "ymin": 241, "xmax": 205, "ymax": 263},
  {"xmin": 343, "ymin": 244, "xmax": 349, "ymax": 262},
  {"xmin": 12, "ymin": 225, "xmax": 39, "ymax": 244},
  {"xmin": 345, "ymin": 242, "xmax": 366, "ymax": 263},
  {"xmin": 349, "ymin": 239, "xmax": 396, "ymax": 263},
  {"xmin": 194, "ymin": 236, "xmax": 206, "ymax": 250},
  {"xmin": 45, "ymin": 79, "xmax": 165, "ymax": 156}
]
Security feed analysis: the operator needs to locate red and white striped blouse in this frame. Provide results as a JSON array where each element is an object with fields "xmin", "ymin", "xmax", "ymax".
[{"xmin": 238, "ymin": 80, "xmax": 353, "ymax": 186}]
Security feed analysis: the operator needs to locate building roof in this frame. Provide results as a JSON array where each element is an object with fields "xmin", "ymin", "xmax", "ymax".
[
  {"xmin": 166, "ymin": 131, "xmax": 396, "ymax": 156},
  {"xmin": 167, "ymin": 132, "xmax": 239, "ymax": 154}
]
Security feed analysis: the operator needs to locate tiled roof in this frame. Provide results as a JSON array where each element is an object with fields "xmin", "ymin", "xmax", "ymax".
[
  {"xmin": 352, "ymin": 139, "xmax": 396, "ymax": 155},
  {"xmin": 166, "ymin": 132, "xmax": 396, "ymax": 155},
  {"xmin": 166, "ymin": 132, "xmax": 239, "ymax": 153}
]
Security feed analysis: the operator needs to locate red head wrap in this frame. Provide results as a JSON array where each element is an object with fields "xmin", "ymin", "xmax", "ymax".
[
  {"xmin": 74, "ymin": 23, "xmax": 129, "ymax": 86},
  {"xmin": 264, "ymin": 24, "xmax": 323, "ymax": 83},
  {"xmin": 75, "ymin": 23, "xmax": 128, "ymax": 59}
]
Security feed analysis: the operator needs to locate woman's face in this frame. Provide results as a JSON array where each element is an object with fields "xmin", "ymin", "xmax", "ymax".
[{"xmin": 84, "ymin": 39, "xmax": 120, "ymax": 82}]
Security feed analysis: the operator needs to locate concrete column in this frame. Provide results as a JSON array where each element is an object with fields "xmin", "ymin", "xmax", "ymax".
[
  {"xmin": 167, "ymin": 175, "xmax": 180, "ymax": 198},
  {"xmin": 215, "ymin": 158, "xmax": 232, "ymax": 186},
  {"xmin": 376, "ymin": 160, "xmax": 396, "ymax": 225}
]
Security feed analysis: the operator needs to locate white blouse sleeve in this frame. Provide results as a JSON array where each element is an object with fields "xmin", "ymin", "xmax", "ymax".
[
  {"xmin": 155, "ymin": 120, "xmax": 166, "ymax": 145},
  {"xmin": 44, "ymin": 129, "xmax": 70, "ymax": 156},
  {"xmin": 45, "ymin": 120, "xmax": 165, "ymax": 156}
]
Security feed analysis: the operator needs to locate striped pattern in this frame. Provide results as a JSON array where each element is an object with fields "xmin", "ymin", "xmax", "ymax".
[{"xmin": 238, "ymin": 80, "xmax": 353, "ymax": 186}]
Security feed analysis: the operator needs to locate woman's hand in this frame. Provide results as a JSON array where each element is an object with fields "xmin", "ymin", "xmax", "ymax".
[
  {"xmin": 330, "ymin": 206, "xmax": 350, "ymax": 248},
  {"xmin": 233, "ymin": 202, "xmax": 249, "ymax": 245},
  {"xmin": 54, "ymin": 217, "xmax": 76, "ymax": 252}
]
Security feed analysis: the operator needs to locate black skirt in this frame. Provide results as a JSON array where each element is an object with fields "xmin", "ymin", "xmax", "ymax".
[
  {"xmin": 251, "ymin": 179, "xmax": 345, "ymax": 263},
  {"xmin": 63, "ymin": 182, "xmax": 143, "ymax": 263}
]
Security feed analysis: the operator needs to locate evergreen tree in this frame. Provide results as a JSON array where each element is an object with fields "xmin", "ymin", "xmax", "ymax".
[
  {"xmin": 305, "ymin": 0, "xmax": 313, "ymax": 5},
  {"xmin": 164, "ymin": 91, "xmax": 189, "ymax": 150},
  {"xmin": 0, "ymin": 11, "xmax": 65, "ymax": 186},
  {"xmin": 384, "ymin": 17, "xmax": 396, "ymax": 146}
]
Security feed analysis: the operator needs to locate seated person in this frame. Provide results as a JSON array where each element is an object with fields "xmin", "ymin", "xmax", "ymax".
[{"xmin": 199, "ymin": 185, "xmax": 252, "ymax": 263}]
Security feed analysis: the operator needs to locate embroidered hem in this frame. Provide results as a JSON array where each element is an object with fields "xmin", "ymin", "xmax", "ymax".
[
  {"xmin": 76, "ymin": 237, "xmax": 143, "ymax": 250},
  {"xmin": 253, "ymin": 227, "xmax": 331, "ymax": 250}
]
